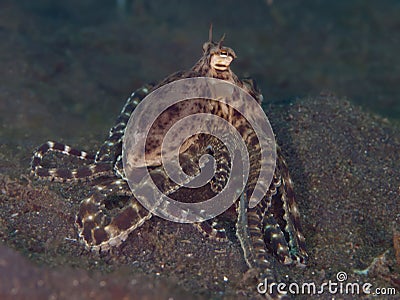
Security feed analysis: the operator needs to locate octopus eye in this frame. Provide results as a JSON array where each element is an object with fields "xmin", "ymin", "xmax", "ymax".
[{"xmin": 219, "ymin": 50, "xmax": 228, "ymax": 57}]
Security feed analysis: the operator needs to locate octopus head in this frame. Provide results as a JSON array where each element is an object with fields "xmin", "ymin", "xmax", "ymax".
[{"xmin": 202, "ymin": 26, "xmax": 236, "ymax": 72}]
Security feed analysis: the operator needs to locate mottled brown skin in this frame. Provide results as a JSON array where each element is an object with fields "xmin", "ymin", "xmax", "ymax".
[{"xmin": 31, "ymin": 30, "xmax": 307, "ymax": 287}]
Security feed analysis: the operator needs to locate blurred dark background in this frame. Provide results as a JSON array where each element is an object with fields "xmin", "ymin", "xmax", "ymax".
[{"xmin": 1, "ymin": 0, "xmax": 399, "ymax": 145}]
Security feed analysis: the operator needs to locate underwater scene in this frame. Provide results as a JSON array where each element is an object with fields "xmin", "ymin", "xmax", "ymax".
[{"xmin": 0, "ymin": 1, "xmax": 399, "ymax": 299}]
